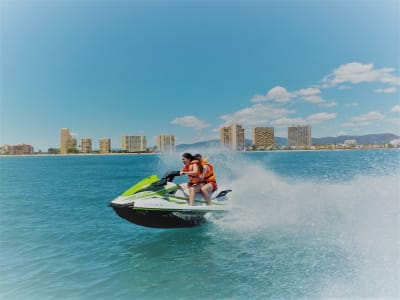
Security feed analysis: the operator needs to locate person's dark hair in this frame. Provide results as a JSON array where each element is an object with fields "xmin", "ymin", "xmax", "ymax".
[
  {"xmin": 182, "ymin": 152, "xmax": 203, "ymax": 173},
  {"xmin": 193, "ymin": 153, "xmax": 203, "ymax": 173},
  {"xmin": 182, "ymin": 152, "xmax": 194, "ymax": 160}
]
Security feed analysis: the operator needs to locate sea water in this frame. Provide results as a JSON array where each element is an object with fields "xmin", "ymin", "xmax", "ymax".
[{"xmin": 0, "ymin": 150, "xmax": 399, "ymax": 299}]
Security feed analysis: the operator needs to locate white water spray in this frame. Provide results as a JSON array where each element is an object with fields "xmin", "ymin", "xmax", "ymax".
[
  {"xmin": 214, "ymin": 152, "xmax": 400, "ymax": 298},
  {"xmin": 160, "ymin": 150, "xmax": 399, "ymax": 297}
]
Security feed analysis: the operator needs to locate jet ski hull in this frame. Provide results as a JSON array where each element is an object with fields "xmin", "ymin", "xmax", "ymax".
[
  {"xmin": 111, "ymin": 206, "xmax": 208, "ymax": 228},
  {"xmin": 109, "ymin": 171, "xmax": 232, "ymax": 229}
]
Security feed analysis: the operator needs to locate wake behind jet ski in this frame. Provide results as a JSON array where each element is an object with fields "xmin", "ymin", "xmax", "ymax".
[{"xmin": 109, "ymin": 171, "xmax": 232, "ymax": 228}]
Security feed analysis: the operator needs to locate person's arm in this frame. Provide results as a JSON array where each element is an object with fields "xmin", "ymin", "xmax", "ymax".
[{"xmin": 181, "ymin": 164, "xmax": 199, "ymax": 176}]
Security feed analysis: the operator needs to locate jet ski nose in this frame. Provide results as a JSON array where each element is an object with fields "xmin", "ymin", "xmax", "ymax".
[
  {"xmin": 109, "ymin": 195, "xmax": 135, "ymax": 208},
  {"xmin": 109, "ymin": 201, "xmax": 134, "ymax": 208}
]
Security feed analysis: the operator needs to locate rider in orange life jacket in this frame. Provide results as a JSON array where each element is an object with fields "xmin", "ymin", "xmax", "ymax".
[
  {"xmin": 194, "ymin": 153, "xmax": 217, "ymax": 206},
  {"xmin": 179, "ymin": 153, "xmax": 203, "ymax": 206}
]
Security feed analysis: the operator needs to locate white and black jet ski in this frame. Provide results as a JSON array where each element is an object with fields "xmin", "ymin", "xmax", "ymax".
[{"xmin": 109, "ymin": 171, "xmax": 232, "ymax": 228}]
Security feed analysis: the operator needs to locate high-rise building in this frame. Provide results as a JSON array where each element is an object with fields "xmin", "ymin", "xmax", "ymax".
[
  {"xmin": 220, "ymin": 127, "xmax": 230, "ymax": 148},
  {"xmin": 70, "ymin": 137, "xmax": 77, "ymax": 151},
  {"xmin": 231, "ymin": 124, "xmax": 245, "ymax": 151},
  {"xmin": 288, "ymin": 125, "xmax": 312, "ymax": 149},
  {"xmin": 1, "ymin": 145, "xmax": 13, "ymax": 155},
  {"xmin": 81, "ymin": 138, "xmax": 92, "ymax": 153},
  {"xmin": 220, "ymin": 124, "xmax": 245, "ymax": 151},
  {"xmin": 344, "ymin": 140, "xmax": 357, "ymax": 148},
  {"xmin": 252, "ymin": 127, "xmax": 274, "ymax": 148},
  {"xmin": 12, "ymin": 144, "xmax": 34, "ymax": 155},
  {"xmin": 60, "ymin": 128, "xmax": 77, "ymax": 154},
  {"xmin": 157, "ymin": 134, "xmax": 175, "ymax": 152},
  {"xmin": 99, "ymin": 138, "xmax": 111, "ymax": 154},
  {"xmin": 0, "ymin": 144, "xmax": 34, "ymax": 155},
  {"xmin": 60, "ymin": 128, "xmax": 70, "ymax": 154},
  {"xmin": 121, "ymin": 135, "xmax": 147, "ymax": 152}
]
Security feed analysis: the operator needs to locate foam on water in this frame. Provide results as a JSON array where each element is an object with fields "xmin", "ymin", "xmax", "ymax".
[{"xmin": 203, "ymin": 152, "xmax": 400, "ymax": 298}]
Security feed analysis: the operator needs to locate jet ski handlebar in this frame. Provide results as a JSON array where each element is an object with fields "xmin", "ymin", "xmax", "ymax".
[
  {"xmin": 162, "ymin": 170, "xmax": 181, "ymax": 182},
  {"xmin": 140, "ymin": 171, "xmax": 181, "ymax": 192}
]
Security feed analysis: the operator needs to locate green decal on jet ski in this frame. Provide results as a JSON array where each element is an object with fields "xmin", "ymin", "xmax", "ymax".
[
  {"xmin": 125, "ymin": 185, "xmax": 179, "ymax": 200},
  {"xmin": 121, "ymin": 175, "xmax": 159, "ymax": 196},
  {"xmin": 165, "ymin": 195, "xmax": 226, "ymax": 206}
]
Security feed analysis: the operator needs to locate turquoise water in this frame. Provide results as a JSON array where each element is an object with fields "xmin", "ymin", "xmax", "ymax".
[{"xmin": 1, "ymin": 150, "xmax": 399, "ymax": 299}]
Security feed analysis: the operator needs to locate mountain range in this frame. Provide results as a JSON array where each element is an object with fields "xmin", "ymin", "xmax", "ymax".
[{"xmin": 176, "ymin": 133, "xmax": 399, "ymax": 151}]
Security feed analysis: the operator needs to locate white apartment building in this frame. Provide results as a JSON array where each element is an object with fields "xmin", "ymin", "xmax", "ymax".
[
  {"xmin": 121, "ymin": 135, "xmax": 147, "ymax": 152},
  {"xmin": 157, "ymin": 134, "xmax": 175, "ymax": 152},
  {"xmin": 220, "ymin": 124, "xmax": 245, "ymax": 151},
  {"xmin": 99, "ymin": 138, "xmax": 111, "ymax": 153},
  {"xmin": 288, "ymin": 125, "xmax": 312, "ymax": 149}
]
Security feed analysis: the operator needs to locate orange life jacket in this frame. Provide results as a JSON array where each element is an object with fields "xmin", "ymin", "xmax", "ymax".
[
  {"xmin": 202, "ymin": 162, "xmax": 217, "ymax": 183},
  {"xmin": 200, "ymin": 159, "xmax": 216, "ymax": 183},
  {"xmin": 182, "ymin": 159, "xmax": 202, "ymax": 184}
]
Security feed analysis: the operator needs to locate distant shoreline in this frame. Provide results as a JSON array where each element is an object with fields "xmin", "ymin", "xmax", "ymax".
[
  {"xmin": 1, "ymin": 148, "xmax": 399, "ymax": 158},
  {"xmin": 0, "ymin": 152, "xmax": 159, "ymax": 157}
]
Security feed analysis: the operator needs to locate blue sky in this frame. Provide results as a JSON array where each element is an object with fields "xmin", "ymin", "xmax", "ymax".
[{"xmin": 1, "ymin": 0, "xmax": 399, "ymax": 151}]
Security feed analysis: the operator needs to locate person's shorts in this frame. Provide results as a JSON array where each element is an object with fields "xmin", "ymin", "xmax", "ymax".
[
  {"xmin": 188, "ymin": 182, "xmax": 203, "ymax": 192},
  {"xmin": 204, "ymin": 181, "xmax": 217, "ymax": 192},
  {"xmin": 188, "ymin": 182, "xmax": 217, "ymax": 192}
]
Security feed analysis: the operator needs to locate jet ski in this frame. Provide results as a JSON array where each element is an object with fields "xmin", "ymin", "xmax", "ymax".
[{"xmin": 109, "ymin": 171, "xmax": 232, "ymax": 228}]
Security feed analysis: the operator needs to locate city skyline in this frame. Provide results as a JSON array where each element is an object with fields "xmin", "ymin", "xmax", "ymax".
[
  {"xmin": 1, "ymin": 126, "xmax": 399, "ymax": 154},
  {"xmin": 1, "ymin": 1, "xmax": 399, "ymax": 151},
  {"xmin": 2, "ymin": 123, "xmax": 400, "ymax": 153}
]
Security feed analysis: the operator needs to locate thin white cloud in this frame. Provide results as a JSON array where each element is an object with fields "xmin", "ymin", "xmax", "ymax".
[
  {"xmin": 220, "ymin": 104, "xmax": 295, "ymax": 127},
  {"xmin": 320, "ymin": 101, "xmax": 338, "ymax": 108},
  {"xmin": 251, "ymin": 86, "xmax": 293, "ymax": 103},
  {"xmin": 375, "ymin": 87, "xmax": 397, "ymax": 94},
  {"xmin": 341, "ymin": 112, "xmax": 385, "ymax": 128},
  {"xmin": 266, "ymin": 86, "xmax": 294, "ymax": 103},
  {"xmin": 341, "ymin": 122, "xmax": 357, "ymax": 127},
  {"xmin": 294, "ymin": 87, "xmax": 325, "ymax": 103},
  {"xmin": 322, "ymin": 62, "xmax": 400, "ymax": 88},
  {"xmin": 171, "ymin": 115, "xmax": 210, "ymax": 130},
  {"xmin": 271, "ymin": 117, "xmax": 305, "ymax": 127},
  {"xmin": 351, "ymin": 111, "xmax": 384, "ymax": 122},
  {"xmin": 390, "ymin": 105, "xmax": 400, "ymax": 113},
  {"xmin": 344, "ymin": 102, "xmax": 359, "ymax": 107},
  {"xmin": 295, "ymin": 87, "xmax": 320, "ymax": 96},
  {"xmin": 306, "ymin": 112, "xmax": 337, "ymax": 124},
  {"xmin": 252, "ymin": 86, "xmax": 327, "ymax": 104},
  {"xmin": 388, "ymin": 118, "xmax": 400, "ymax": 125},
  {"xmin": 302, "ymin": 95, "xmax": 324, "ymax": 103}
]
